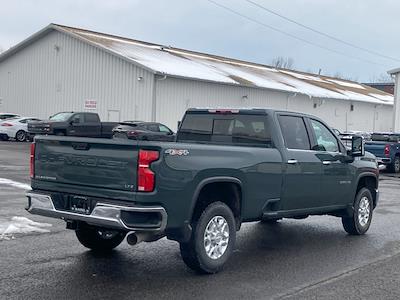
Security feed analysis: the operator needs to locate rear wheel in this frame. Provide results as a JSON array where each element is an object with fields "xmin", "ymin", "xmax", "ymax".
[
  {"xmin": 179, "ymin": 202, "xmax": 236, "ymax": 274},
  {"xmin": 55, "ymin": 131, "xmax": 65, "ymax": 136},
  {"xmin": 75, "ymin": 223, "xmax": 126, "ymax": 252},
  {"xmin": 342, "ymin": 188, "xmax": 373, "ymax": 235},
  {"xmin": 389, "ymin": 156, "xmax": 400, "ymax": 173},
  {"xmin": 15, "ymin": 130, "xmax": 27, "ymax": 142}
]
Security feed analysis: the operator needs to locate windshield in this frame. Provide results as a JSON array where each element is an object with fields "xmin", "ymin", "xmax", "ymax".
[{"xmin": 49, "ymin": 112, "xmax": 73, "ymax": 121}]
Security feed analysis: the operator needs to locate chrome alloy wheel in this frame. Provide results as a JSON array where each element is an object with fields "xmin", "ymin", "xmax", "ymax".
[
  {"xmin": 358, "ymin": 196, "xmax": 370, "ymax": 227},
  {"xmin": 204, "ymin": 216, "xmax": 230, "ymax": 260}
]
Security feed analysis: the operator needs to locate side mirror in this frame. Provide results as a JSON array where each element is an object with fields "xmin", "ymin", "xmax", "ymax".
[{"xmin": 351, "ymin": 135, "xmax": 365, "ymax": 157}]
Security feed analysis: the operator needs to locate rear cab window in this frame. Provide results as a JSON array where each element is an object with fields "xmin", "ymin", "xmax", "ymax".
[{"xmin": 177, "ymin": 111, "xmax": 273, "ymax": 147}]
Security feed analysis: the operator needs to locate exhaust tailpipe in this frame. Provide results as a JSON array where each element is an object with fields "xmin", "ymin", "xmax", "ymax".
[
  {"xmin": 126, "ymin": 233, "xmax": 139, "ymax": 245},
  {"xmin": 126, "ymin": 232, "xmax": 164, "ymax": 246}
]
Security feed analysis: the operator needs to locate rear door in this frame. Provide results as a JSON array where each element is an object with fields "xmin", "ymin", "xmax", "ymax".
[{"xmin": 278, "ymin": 114, "xmax": 323, "ymax": 211}]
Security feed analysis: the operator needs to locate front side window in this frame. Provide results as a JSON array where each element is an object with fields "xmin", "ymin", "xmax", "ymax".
[
  {"xmin": 278, "ymin": 115, "xmax": 310, "ymax": 150},
  {"xmin": 72, "ymin": 114, "xmax": 84, "ymax": 124},
  {"xmin": 159, "ymin": 125, "xmax": 171, "ymax": 133},
  {"xmin": 310, "ymin": 119, "xmax": 339, "ymax": 152}
]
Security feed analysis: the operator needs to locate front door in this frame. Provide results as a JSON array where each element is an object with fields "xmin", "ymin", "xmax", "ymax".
[
  {"xmin": 69, "ymin": 113, "xmax": 86, "ymax": 136},
  {"xmin": 278, "ymin": 115, "xmax": 323, "ymax": 211},
  {"xmin": 307, "ymin": 118, "xmax": 353, "ymax": 207}
]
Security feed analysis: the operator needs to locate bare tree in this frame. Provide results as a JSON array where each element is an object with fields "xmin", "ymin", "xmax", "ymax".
[
  {"xmin": 331, "ymin": 72, "xmax": 358, "ymax": 82},
  {"xmin": 368, "ymin": 73, "xmax": 394, "ymax": 83},
  {"xmin": 271, "ymin": 56, "xmax": 295, "ymax": 70}
]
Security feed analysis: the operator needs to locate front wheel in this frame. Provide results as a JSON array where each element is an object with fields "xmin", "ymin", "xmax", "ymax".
[
  {"xmin": 180, "ymin": 202, "xmax": 236, "ymax": 274},
  {"xmin": 15, "ymin": 130, "xmax": 27, "ymax": 142},
  {"xmin": 342, "ymin": 188, "xmax": 373, "ymax": 235},
  {"xmin": 75, "ymin": 223, "xmax": 126, "ymax": 252}
]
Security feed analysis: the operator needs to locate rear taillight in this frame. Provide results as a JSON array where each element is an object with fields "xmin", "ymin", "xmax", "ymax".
[
  {"xmin": 1, "ymin": 123, "xmax": 13, "ymax": 127},
  {"xmin": 30, "ymin": 143, "xmax": 35, "ymax": 178},
  {"xmin": 137, "ymin": 150, "xmax": 159, "ymax": 192},
  {"xmin": 127, "ymin": 130, "xmax": 139, "ymax": 137},
  {"xmin": 384, "ymin": 144, "xmax": 390, "ymax": 157}
]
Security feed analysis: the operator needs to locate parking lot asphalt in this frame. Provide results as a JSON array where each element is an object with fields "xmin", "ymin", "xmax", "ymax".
[{"xmin": 0, "ymin": 141, "xmax": 400, "ymax": 300}]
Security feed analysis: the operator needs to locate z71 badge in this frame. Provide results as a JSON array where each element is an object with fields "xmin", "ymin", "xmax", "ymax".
[{"xmin": 165, "ymin": 149, "xmax": 189, "ymax": 156}]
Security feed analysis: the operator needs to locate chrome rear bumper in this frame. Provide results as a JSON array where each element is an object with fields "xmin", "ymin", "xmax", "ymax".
[{"xmin": 26, "ymin": 192, "xmax": 167, "ymax": 232}]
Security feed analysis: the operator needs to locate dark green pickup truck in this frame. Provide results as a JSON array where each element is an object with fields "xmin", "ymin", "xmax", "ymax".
[{"xmin": 26, "ymin": 108, "xmax": 379, "ymax": 273}]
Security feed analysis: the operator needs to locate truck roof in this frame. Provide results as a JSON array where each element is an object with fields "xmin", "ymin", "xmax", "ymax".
[{"xmin": 186, "ymin": 107, "xmax": 314, "ymax": 118}]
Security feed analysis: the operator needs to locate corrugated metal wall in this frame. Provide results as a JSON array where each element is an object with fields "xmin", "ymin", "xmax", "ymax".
[
  {"xmin": 156, "ymin": 76, "xmax": 393, "ymax": 132},
  {"xmin": 0, "ymin": 30, "xmax": 154, "ymax": 122}
]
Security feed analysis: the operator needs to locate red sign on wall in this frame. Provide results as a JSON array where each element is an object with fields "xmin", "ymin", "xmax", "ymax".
[{"xmin": 84, "ymin": 99, "xmax": 97, "ymax": 110}]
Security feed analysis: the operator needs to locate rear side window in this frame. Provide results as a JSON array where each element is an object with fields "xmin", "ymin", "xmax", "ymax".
[
  {"xmin": 178, "ymin": 113, "xmax": 272, "ymax": 147},
  {"xmin": 85, "ymin": 113, "xmax": 100, "ymax": 123},
  {"xmin": 146, "ymin": 124, "xmax": 160, "ymax": 132},
  {"xmin": 278, "ymin": 115, "xmax": 310, "ymax": 150}
]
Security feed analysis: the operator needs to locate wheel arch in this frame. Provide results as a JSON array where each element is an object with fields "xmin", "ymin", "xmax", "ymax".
[
  {"xmin": 355, "ymin": 173, "xmax": 378, "ymax": 208},
  {"xmin": 189, "ymin": 177, "xmax": 243, "ymax": 230}
]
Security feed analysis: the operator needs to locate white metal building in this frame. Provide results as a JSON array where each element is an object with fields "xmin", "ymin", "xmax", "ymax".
[
  {"xmin": 0, "ymin": 24, "xmax": 394, "ymax": 131},
  {"xmin": 388, "ymin": 68, "xmax": 400, "ymax": 132}
]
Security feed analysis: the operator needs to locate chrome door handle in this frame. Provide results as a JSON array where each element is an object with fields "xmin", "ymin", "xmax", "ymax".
[
  {"xmin": 287, "ymin": 159, "xmax": 298, "ymax": 164},
  {"xmin": 322, "ymin": 161, "xmax": 332, "ymax": 165}
]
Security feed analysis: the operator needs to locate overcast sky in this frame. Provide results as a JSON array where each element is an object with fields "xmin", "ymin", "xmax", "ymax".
[{"xmin": 1, "ymin": 0, "xmax": 399, "ymax": 82}]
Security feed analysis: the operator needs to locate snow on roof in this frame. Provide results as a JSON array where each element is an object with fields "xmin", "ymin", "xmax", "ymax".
[{"xmin": 1, "ymin": 24, "xmax": 393, "ymax": 106}]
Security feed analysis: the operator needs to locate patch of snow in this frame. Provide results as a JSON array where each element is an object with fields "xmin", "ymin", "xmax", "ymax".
[
  {"xmin": 325, "ymin": 78, "xmax": 366, "ymax": 89},
  {"xmin": 70, "ymin": 29, "xmax": 393, "ymax": 106},
  {"xmin": 279, "ymin": 70, "xmax": 326, "ymax": 82},
  {"xmin": 0, "ymin": 216, "xmax": 52, "ymax": 240},
  {"xmin": 0, "ymin": 178, "xmax": 31, "ymax": 190},
  {"xmin": 368, "ymin": 93, "xmax": 394, "ymax": 103}
]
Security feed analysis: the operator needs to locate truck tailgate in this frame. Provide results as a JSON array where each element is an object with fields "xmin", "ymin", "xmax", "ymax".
[
  {"xmin": 365, "ymin": 142, "xmax": 386, "ymax": 158},
  {"xmin": 33, "ymin": 136, "xmax": 138, "ymax": 192}
]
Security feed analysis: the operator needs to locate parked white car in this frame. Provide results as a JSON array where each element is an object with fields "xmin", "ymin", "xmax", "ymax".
[{"xmin": 0, "ymin": 117, "xmax": 41, "ymax": 141}]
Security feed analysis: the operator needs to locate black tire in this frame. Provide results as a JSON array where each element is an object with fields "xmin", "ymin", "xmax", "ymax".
[
  {"xmin": 75, "ymin": 224, "xmax": 126, "ymax": 252},
  {"xmin": 388, "ymin": 156, "xmax": 400, "ymax": 173},
  {"xmin": 0, "ymin": 135, "xmax": 9, "ymax": 141},
  {"xmin": 15, "ymin": 130, "xmax": 27, "ymax": 142},
  {"xmin": 342, "ymin": 188, "xmax": 373, "ymax": 235},
  {"xmin": 179, "ymin": 201, "xmax": 236, "ymax": 274},
  {"xmin": 55, "ymin": 131, "xmax": 65, "ymax": 136}
]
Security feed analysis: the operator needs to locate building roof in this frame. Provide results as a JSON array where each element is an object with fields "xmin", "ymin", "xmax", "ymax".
[
  {"xmin": 0, "ymin": 24, "xmax": 394, "ymax": 106},
  {"xmin": 388, "ymin": 68, "xmax": 400, "ymax": 75}
]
